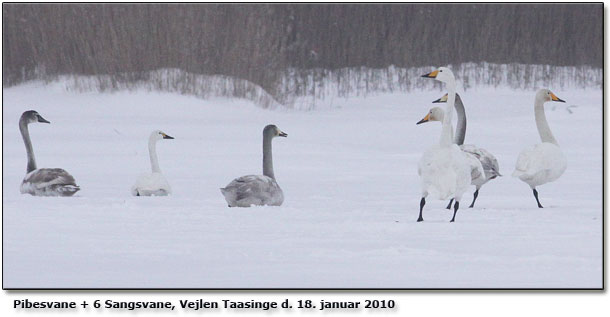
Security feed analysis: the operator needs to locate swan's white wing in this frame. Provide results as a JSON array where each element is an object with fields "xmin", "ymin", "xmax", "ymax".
[
  {"xmin": 419, "ymin": 144, "xmax": 472, "ymax": 200},
  {"xmin": 221, "ymin": 175, "xmax": 284, "ymax": 207},
  {"xmin": 21, "ymin": 168, "xmax": 80, "ymax": 196},
  {"xmin": 132, "ymin": 172, "xmax": 171, "ymax": 196},
  {"xmin": 513, "ymin": 143, "xmax": 566, "ymax": 187}
]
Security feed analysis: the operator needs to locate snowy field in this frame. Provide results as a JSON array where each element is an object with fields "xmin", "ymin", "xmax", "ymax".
[{"xmin": 2, "ymin": 81, "xmax": 602, "ymax": 288}]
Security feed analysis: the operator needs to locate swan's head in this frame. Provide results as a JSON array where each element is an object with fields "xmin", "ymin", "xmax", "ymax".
[
  {"xmin": 151, "ymin": 130, "xmax": 174, "ymax": 140},
  {"xmin": 264, "ymin": 124, "xmax": 287, "ymax": 138},
  {"xmin": 536, "ymin": 89, "xmax": 565, "ymax": 103},
  {"xmin": 421, "ymin": 67, "xmax": 455, "ymax": 83},
  {"xmin": 432, "ymin": 92, "xmax": 462, "ymax": 104},
  {"xmin": 432, "ymin": 93, "xmax": 449, "ymax": 103},
  {"xmin": 416, "ymin": 107, "xmax": 444, "ymax": 125},
  {"xmin": 21, "ymin": 110, "xmax": 50, "ymax": 124}
]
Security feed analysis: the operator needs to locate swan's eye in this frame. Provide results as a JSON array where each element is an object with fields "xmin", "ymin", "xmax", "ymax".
[{"xmin": 439, "ymin": 70, "xmax": 443, "ymax": 72}]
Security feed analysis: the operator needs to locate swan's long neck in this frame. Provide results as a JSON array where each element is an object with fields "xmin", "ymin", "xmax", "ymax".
[
  {"xmin": 534, "ymin": 98, "xmax": 558, "ymax": 145},
  {"xmin": 19, "ymin": 118, "xmax": 37, "ymax": 173},
  {"xmin": 148, "ymin": 137, "xmax": 161, "ymax": 173},
  {"xmin": 262, "ymin": 134, "xmax": 275, "ymax": 179},
  {"xmin": 440, "ymin": 82, "xmax": 456, "ymax": 147},
  {"xmin": 454, "ymin": 94, "xmax": 467, "ymax": 146}
]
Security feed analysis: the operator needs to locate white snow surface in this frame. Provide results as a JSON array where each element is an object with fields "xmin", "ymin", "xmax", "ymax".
[{"xmin": 2, "ymin": 81, "xmax": 602, "ymax": 288}]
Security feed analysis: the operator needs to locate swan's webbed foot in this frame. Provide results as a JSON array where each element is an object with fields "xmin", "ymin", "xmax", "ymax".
[
  {"xmin": 417, "ymin": 197, "xmax": 426, "ymax": 222},
  {"xmin": 533, "ymin": 188, "xmax": 543, "ymax": 208},
  {"xmin": 450, "ymin": 201, "xmax": 460, "ymax": 222},
  {"xmin": 446, "ymin": 199, "xmax": 454, "ymax": 209},
  {"xmin": 468, "ymin": 189, "xmax": 479, "ymax": 208}
]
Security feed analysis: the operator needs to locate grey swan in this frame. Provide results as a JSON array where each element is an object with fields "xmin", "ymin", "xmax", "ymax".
[
  {"xmin": 19, "ymin": 110, "xmax": 80, "ymax": 196},
  {"xmin": 221, "ymin": 124, "xmax": 287, "ymax": 207}
]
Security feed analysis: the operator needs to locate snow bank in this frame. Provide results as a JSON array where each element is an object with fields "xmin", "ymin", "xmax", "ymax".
[{"xmin": 23, "ymin": 63, "xmax": 602, "ymax": 110}]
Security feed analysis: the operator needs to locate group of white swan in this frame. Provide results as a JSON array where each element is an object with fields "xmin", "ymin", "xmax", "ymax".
[
  {"xmin": 17, "ymin": 66, "xmax": 567, "ymax": 221},
  {"xmin": 417, "ymin": 67, "xmax": 566, "ymax": 222}
]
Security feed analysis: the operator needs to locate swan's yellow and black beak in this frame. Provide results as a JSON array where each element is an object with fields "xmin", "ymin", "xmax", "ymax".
[
  {"xmin": 550, "ymin": 92, "xmax": 565, "ymax": 103},
  {"xmin": 37, "ymin": 115, "xmax": 50, "ymax": 123},
  {"xmin": 416, "ymin": 113, "xmax": 431, "ymax": 125},
  {"xmin": 162, "ymin": 133, "xmax": 174, "ymax": 139},
  {"xmin": 432, "ymin": 93, "xmax": 449, "ymax": 103},
  {"xmin": 278, "ymin": 130, "xmax": 288, "ymax": 137},
  {"xmin": 421, "ymin": 70, "xmax": 439, "ymax": 78}
]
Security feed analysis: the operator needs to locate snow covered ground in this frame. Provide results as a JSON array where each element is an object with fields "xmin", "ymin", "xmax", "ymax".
[{"xmin": 2, "ymin": 80, "xmax": 602, "ymax": 288}]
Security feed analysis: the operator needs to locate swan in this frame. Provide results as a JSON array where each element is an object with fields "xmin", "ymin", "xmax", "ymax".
[
  {"xmin": 19, "ymin": 110, "xmax": 80, "ymax": 196},
  {"xmin": 418, "ymin": 67, "xmax": 472, "ymax": 222},
  {"xmin": 131, "ymin": 130, "xmax": 174, "ymax": 196},
  {"xmin": 427, "ymin": 92, "xmax": 502, "ymax": 208},
  {"xmin": 513, "ymin": 89, "xmax": 567, "ymax": 208},
  {"xmin": 221, "ymin": 124, "xmax": 286, "ymax": 207},
  {"xmin": 416, "ymin": 106, "xmax": 486, "ymax": 209}
]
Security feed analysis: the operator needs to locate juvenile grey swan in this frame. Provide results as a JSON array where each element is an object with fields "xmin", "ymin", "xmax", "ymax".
[
  {"xmin": 220, "ymin": 124, "xmax": 287, "ymax": 207},
  {"xmin": 131, "ymin": 130, "xmax": 174, "ymax": 196},
  {"xmin": 19, "ymin": 110, "xmax": 80, "ymax": 196},
  {"xmin": 428, "ymin": 93, "xmax": 502, "ymax": 208}
]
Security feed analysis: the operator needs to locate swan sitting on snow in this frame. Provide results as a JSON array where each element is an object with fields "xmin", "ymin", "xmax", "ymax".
[
  {"xmin": 131, "ymin": 130, "xmax": 174, "ymax": 196},
  {"xmin": 513, "ymin": 89, "xmax": 567, "ymax": 208},
  {"xmin": 19, "ymin": 110, "xmax": 80, "ymax": 196},
  {"xmin": 417, "ymin": 67, "xmax": 472, "ymax": 222},
  {"xmin": 221, "ymin": 124, "xmax": 287, "ymax": 207}
]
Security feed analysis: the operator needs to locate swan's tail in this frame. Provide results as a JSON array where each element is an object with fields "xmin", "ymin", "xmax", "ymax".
[{"xmin": 56, "ymin": 184, "xmax": 80, "ymax": 197}]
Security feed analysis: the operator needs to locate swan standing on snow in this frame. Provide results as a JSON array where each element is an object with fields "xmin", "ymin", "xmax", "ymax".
[
  {"xmin": 416, "ymin": 106, "xmax": 486, "ymax": 209},
  {"xmin": 513, "ymin": 89, "xmax": 567, "ymax": 208},
  {"xmin": 131, "ymin": 130, "xmax": 174, "ymax": 196},
  {"xmin": 221, "ymin": 124, "xmax": 287, "ymax": 207},
  {"xmin": 19, "ymin": 110, "xmax": 80, "ymax": 196},
  {"xmin": 418, "ymin": 67, "xmax": 472, "ymax": 222},
  {"xmin": 427, "ymin": 93, "xmax": 502, "ymax": 208}
]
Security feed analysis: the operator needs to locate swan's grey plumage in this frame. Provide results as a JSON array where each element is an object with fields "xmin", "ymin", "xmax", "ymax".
[
  {"xmin": 131, "ymin": 130, "xmax": 174, "ymax": 196},
  {"xmin": 221, "ymin": 124, "xmax": 286, "ymax": 207},
  {"xmin": 19, "ymin": 110, "xmax": 80, "ymax": 197},
  {"xmin": 513, "ymin": 89, "xmax": 567, "ymax": 208}
]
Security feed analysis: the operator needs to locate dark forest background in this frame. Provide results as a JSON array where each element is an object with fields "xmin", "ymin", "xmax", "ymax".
[{"xmin": 2, "ymin": 3, "xmax": 603, "ymax": 108}]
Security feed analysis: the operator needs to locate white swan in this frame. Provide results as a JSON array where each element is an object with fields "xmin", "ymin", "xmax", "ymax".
[
  {"xmin": 131, "ymin": 130, "xmax": 174, "ymax": 196},
  {"xmin": 513, "ymin": 89, "xmax": 567, "ymax": 208},
  {"xmin": 418, "ymin": 67, "xmax": 472, "ymax": 222},
  {"xmin": 426, "ymin": 93, "xmax": 502, "ymax": 208},
  {"xmin": 221, "ymin": 124, "xmax": 286, "ymax": 207},
  {"xmin": 416, "ymin": 106, "xmax": 486, "ymax": 208},
  {"xmin": 19, "ymin": 110, "xmax": 80, "ymax": 196}
]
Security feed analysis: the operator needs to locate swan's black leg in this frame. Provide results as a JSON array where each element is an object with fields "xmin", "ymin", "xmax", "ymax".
[
  {"xmin": 469, "ymin": 189, "xmax": 479, "ymax": 208},
  {"xmin": 450, "ymin": 201, "xmax": 460, "ymax": 222},
  {"xmin": 446, "ymin": 199, "xmax": 454, "ymax": 209},
  {"xmin": 136, "ymin": 191, "xmax": 140, "ymax": 196},
  {"xmin": 533, "ymin": 188, "xmax": 543, "ymax": 208},
  {"xmin": 417, "ymin": 197, "xmax": 426, "ymax": 222}
]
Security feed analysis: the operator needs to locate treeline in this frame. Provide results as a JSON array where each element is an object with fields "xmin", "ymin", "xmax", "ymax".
[{"xmin": 2, "ymin": 3, "xmax": 602, "ymax": 105}]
